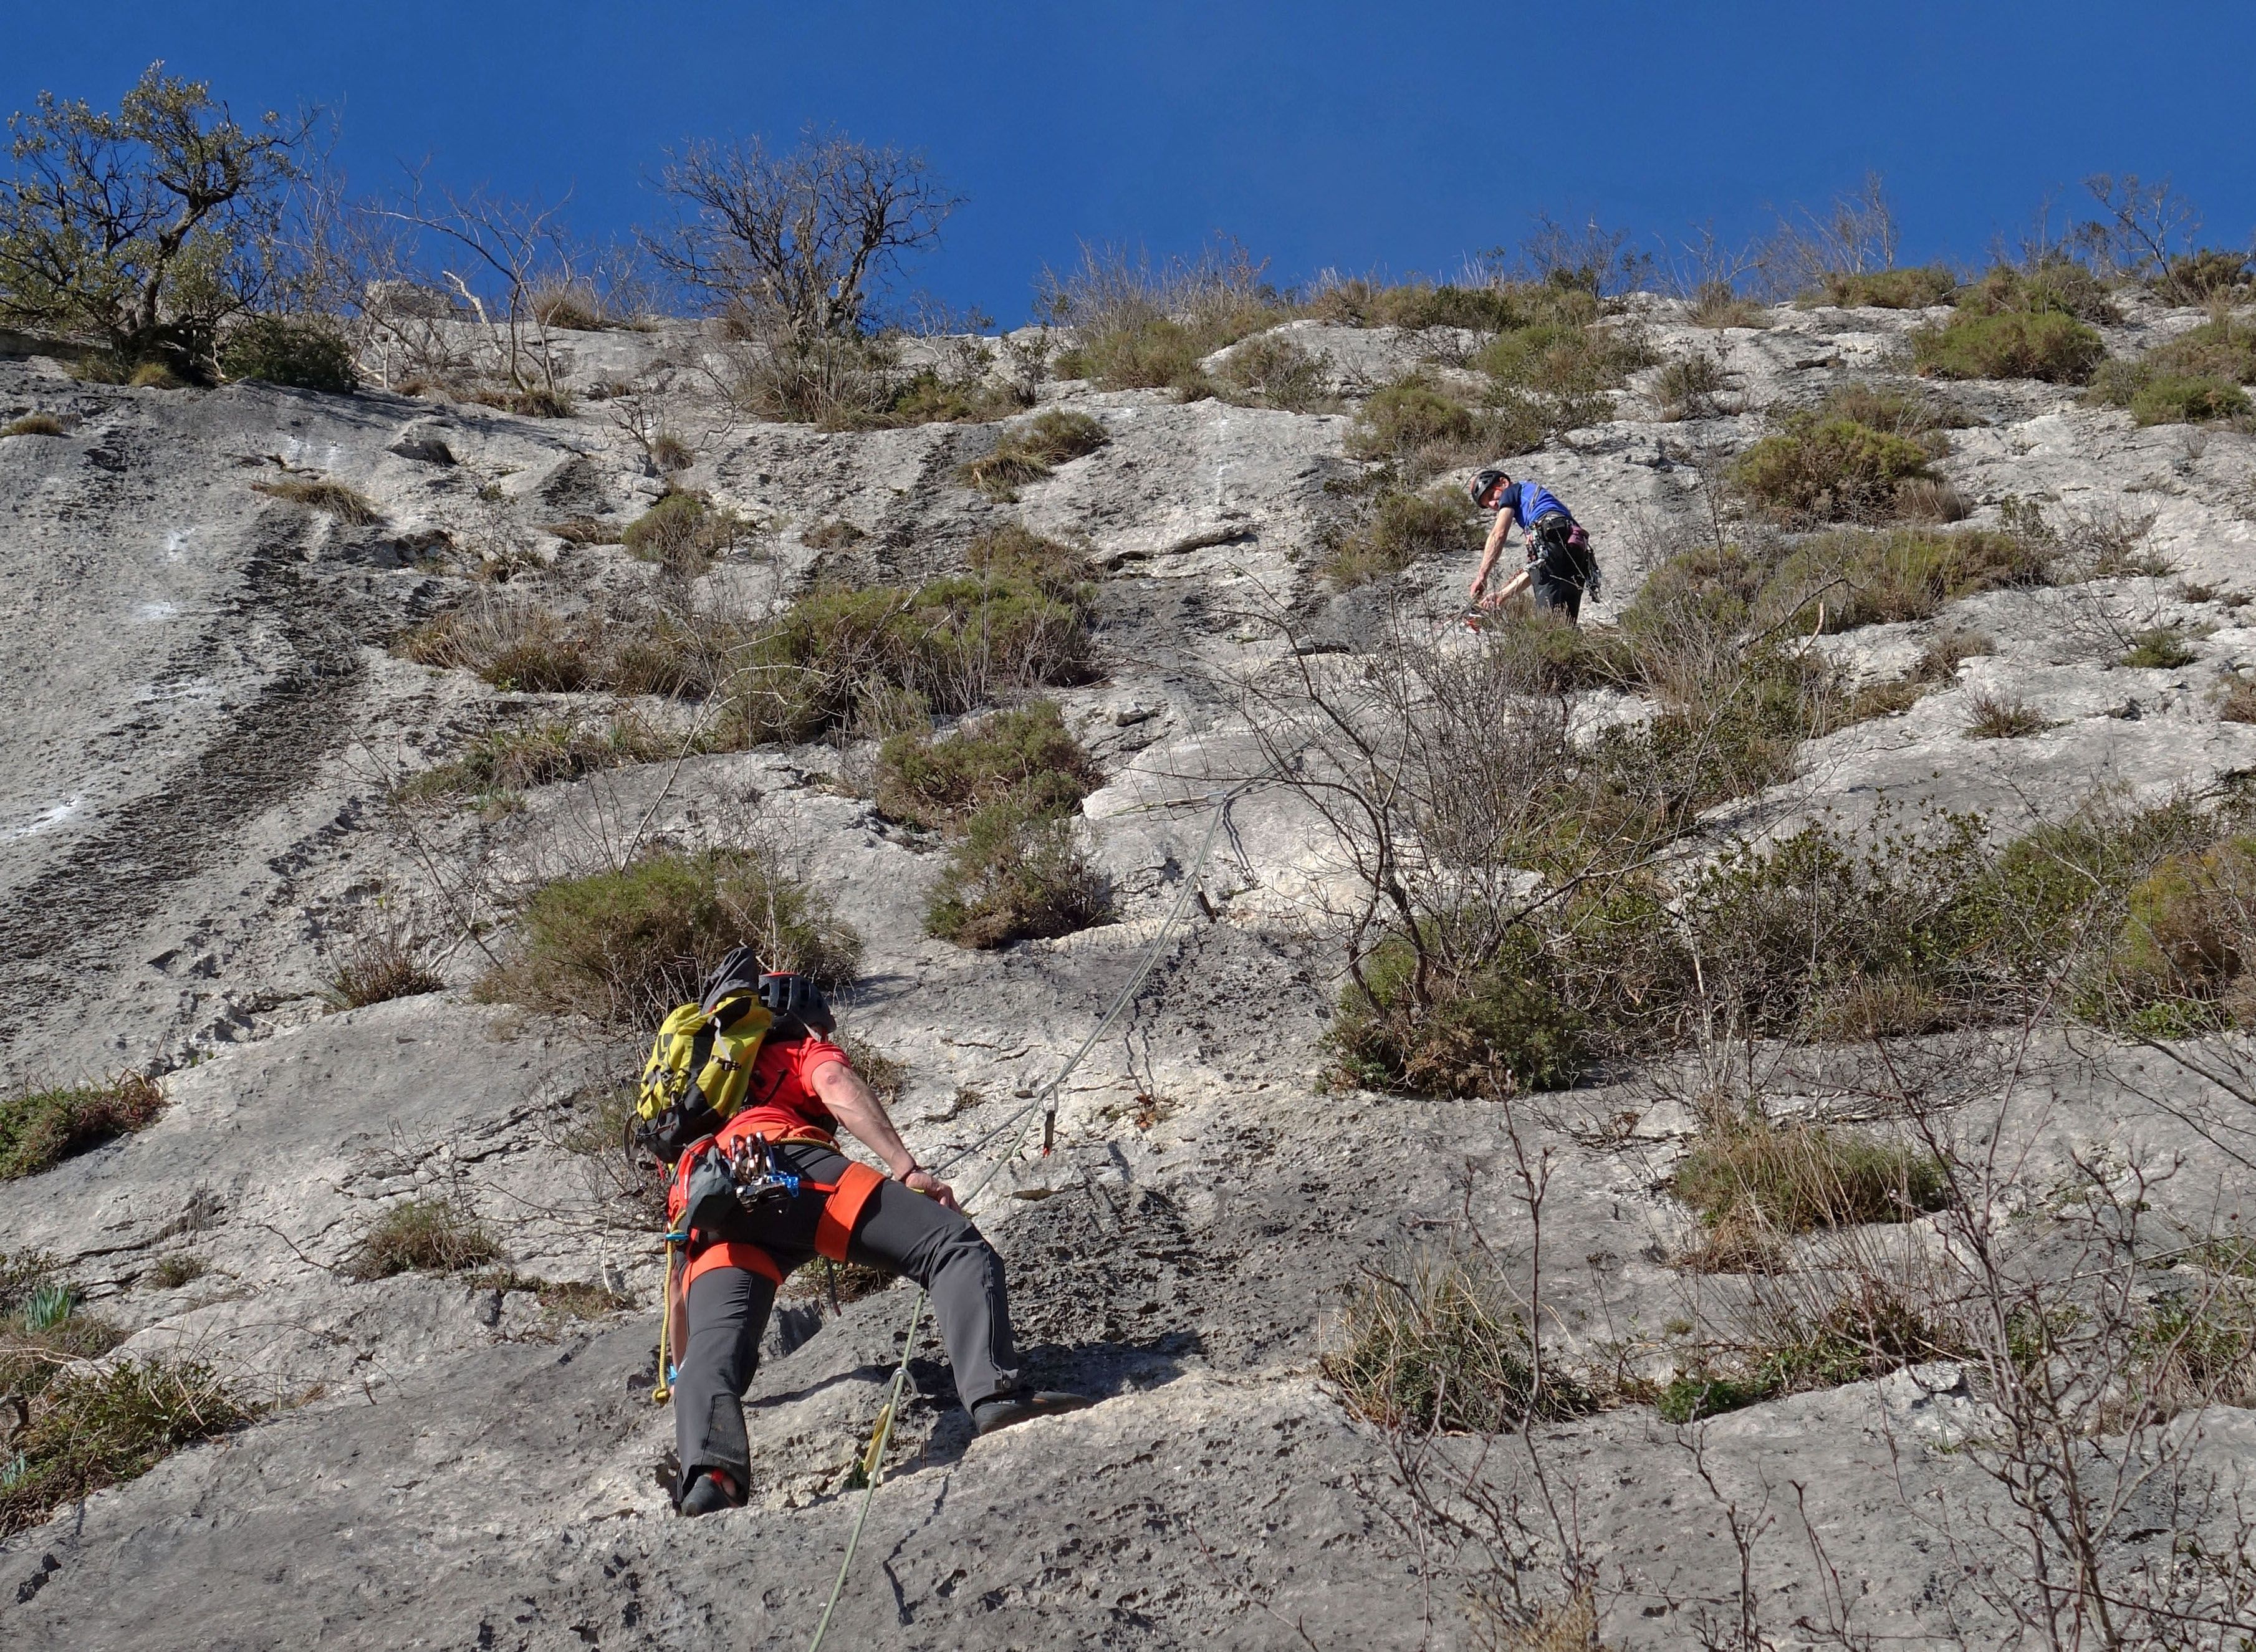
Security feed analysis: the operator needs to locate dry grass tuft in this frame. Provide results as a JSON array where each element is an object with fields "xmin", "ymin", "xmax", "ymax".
[
  {"xmin": 956, "ymin": 410, "xmax": 1109, "ymax": 499},
  {"xmin": 345, "ymin": 1198, "xmax": 504, "ymax": 1281},
  {"xmin": 1, "ymin": 412, "xmax": 65, "ymax": 437},
  {"xmin": 1964, "ymin": 691, "xmax": 2053, "ymax": 739},
  {"xmin": 251, "ymin": 476, "xmax": 384, "ymax": 524},
  {"xmin": 324, "ymin": 931, "xmax": 446, "ymax": 1009},
  {"xmin": 1673, "ymin": 1118, "xmax": 1949, "ymax": 1236}
]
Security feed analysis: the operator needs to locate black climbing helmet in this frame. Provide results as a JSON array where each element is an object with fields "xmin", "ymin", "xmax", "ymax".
[
  {"xmin": 1469, "ymin": 467, "xmax": 1509, "ymax": 506},
  {"xmin": 757, "ymin": 972, "xmax": 835, "ymax": 1039}
]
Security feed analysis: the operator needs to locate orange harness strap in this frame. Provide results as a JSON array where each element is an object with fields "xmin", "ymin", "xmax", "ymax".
[
  {"xmin": 815, "ymin": 1162, "xmax": 886, "ymax": 1262},
  {"xmin": 681, "ymin": 1239, "xmax": 784, "ymax": 1292}
]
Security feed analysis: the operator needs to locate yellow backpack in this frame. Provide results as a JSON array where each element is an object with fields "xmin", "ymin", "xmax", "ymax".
[{"xmin": 631, "ymin": 992, "xmax": 772, "ymax": 1164}]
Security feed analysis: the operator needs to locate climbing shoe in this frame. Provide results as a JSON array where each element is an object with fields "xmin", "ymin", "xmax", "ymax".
[
  {"xmin": 676, "ymin": 1470, "xmax": 744, "ymax": 1517},
  {"xmin": 971, "ymin": 1390, "xmax": 1095, "ymax": 1437}
]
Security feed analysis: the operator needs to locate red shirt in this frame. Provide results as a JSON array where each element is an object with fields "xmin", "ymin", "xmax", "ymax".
[{"xmin": 715, "ymin": 1037, "xmax": 852, "ymax": 1148}]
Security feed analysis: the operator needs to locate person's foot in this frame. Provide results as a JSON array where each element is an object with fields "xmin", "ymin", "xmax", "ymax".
[
  {"xmin": 971, "ymin": 1390, "xmax": 1095, "ymax": 1437},
  {"xmin": 677, "ymin": 1469, "xmax": 744, "ymax": 1517}
]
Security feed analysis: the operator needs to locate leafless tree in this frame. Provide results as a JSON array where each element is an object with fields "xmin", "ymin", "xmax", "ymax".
[
  {"xmin": 373, "ymin": 167, "xmax": 582, "ymax": 406},
  {"xmin": 2075, "ymin": 173, "xmax": 2203, "ymax": 286},
  {"xmin": 644, "ymin": 127, "xmax": 956, "ymax": 345},
  {"xmin": 1750, "ymin": 173, "xmax": 1903, "ymax": 300}
]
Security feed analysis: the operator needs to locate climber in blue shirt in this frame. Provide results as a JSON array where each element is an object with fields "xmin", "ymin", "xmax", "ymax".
[{"xmin": 1466, "ymin": 467, "xmax": 1600, "ymax": 622}]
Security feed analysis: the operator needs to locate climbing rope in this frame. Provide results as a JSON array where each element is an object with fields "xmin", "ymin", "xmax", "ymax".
[{"xmin": 802, "ymin": 779, "xmax": 1262, "ymax": 1652}]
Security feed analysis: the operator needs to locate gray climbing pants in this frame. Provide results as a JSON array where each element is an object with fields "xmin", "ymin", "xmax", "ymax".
[{"xmin": 671, "ymin": 1141, "xmax": 1020, "ymax": 1499}]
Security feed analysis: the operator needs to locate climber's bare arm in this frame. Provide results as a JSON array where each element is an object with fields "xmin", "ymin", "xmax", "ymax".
[
  {"xmin": 1469, "ymin": 511, "xmax": 1515, "ymax": 603},
  {"xmin": 809, "ymin": 1059, "xmax": 960, "ymax": 1209}
]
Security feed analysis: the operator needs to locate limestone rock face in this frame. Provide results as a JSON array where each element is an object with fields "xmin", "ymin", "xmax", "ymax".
[{"xmin": 4, "ymin": 292, "xmax": 2255, "ymax": 1650}]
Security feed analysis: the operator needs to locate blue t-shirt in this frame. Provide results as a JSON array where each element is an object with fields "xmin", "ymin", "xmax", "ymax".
[{"xmin": 1495, "ymin": 481, "xmax": 1569, "ymax": 531}]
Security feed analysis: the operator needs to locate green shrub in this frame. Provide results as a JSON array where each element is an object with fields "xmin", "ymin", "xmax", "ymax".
[
  {"xmin": 1330, "ymin": 932, "xmax": 1587, "ymax": 1097},
  {"xmin": 0, "ymin": 1357, "xmax": 249, "ymax": 1539},
  {"xmin": 875, "ymin": 699, "xmax": 1100, "ymax": 830},
  {"xmin": 221, "ymin": 315, "xmax": 358, "ymax": 393},
  {"xmin": 962, "ymin": 521, "xmax": 1097, "ymax": 600},
  {"xmin": 1955, "ymin": 261, "xmax": 2120, "ymax": 324},
  {"xmin": 621, "ymin": 492, "xmax": 745, "ymax": 576},
  {"xmin": 250, "ymin": 476, "xmax": 384, "ymax": 523},
  {"xmin": 1911, "ymin": 310, "xmax": 2106, "ymax": 383},
  {"xmin": 1321, "ymin": 487, "xmax": 1476, "ymax": 587},
  {"xmin": 1731, "ymin": 415, "xmax": 1937, "ymax": 523},
  {"xmin": 2123, "ymin": 627, "xmax": 2197, "ymax": 668},
  {"xmin": 2088, "ymin": 317, "xmax": 2256, "ymax": 424},
  {"xmin": 2130, "ymin": 374, "xmax": 2250, "ymax": 426},
  {"xmin": 0, "ymin": 413, "xmax": 65, "ymax": 437},
  {"xmin": 1346, "ymin": 372, "xmax": 1475, "ymax": 462},
  {"xmin": 1322, "ymin": 1253, "xmax": 1591, "ymax": 1433},
  {"xmin": 1, "ymin": 1073, "xmax": 165, "ymax": 1181},
  {"xmin": 722, "ymin": 572, "xmax": 1095, "ymax": 746},
  {"xmin": 923, "ymin": 786, "xmax": 1111, "ymax": 948},
  {"xmin": 1674, "ymin": 1119, "xmax": 1949, "ymax": 1232},
  {"xmin": 345, "ymin": 1197, "xmax": 503, "ymax": 1281},
  {"xmin": 481, "ymin": 845, "xmax": 862, "ymax": 1022},
  {"xmin": 1809, "ymin": 266, "xmax": 1957, "ymax": 309}
]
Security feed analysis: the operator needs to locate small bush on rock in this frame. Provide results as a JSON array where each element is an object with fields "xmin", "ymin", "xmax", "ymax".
[
  {"xmin": 1674, "ymin": 1118, "xmax": 1949, "ymax": 1234},
  {"xmin": 1955, "ymin": 261, "xmax": 2120, "ymax": 324},
  {"xmin": 0, "ymin": 1357, "xmax": 250, "ymax": 1539},
  {"xmin": 956, "ymin": 410, "xmax": 1108, "ymax": 499},
  {"xmin": 345, "ymin": 1198, "xmax": 503, "ymax": 1280},
  {"xmin": 875, "ymin": 699, "xmax": 1100, "ymax": 830},
  {"xmin": 1913, "ymin": 309, "xmax": 2106, "ymax": 383},
  {"xmin": 1322, "ymin": 1252, "xmax": 1592, "ymax": 1433},
  {"xmin": 924, "ymin": 787, "xmax": 1111, "ymax": 949},
  {"xmin": 1, "ymin": 412, "xmax": 65, "ymax": 437},
  {"xmin": 1330, "ymin": 932, "xmax": 1587, "ymax": 1097},
  {"xmin": 1809, "ymin": 265, "xmax": 1957, "ymax": 309},
  {"xmin": 1, "ymin": 1073, "xmax": 165, "ymax": 1181},
  {"xmin": 1322, "ymin": 487, "xmax": 1477, "ymax": 587},
  {"xmin": 1732, "ymin": 414, "xmax": 1938, "ymax": 524},
  {"xmin": 221, "ymin": 315, "xmax": 358, "ymax": 393},
  {"xmin": 1214, "ymin": 332, "xmax": 1336, "ymax": 411},
  {"xmin": 481, "ymin": 845, "xmax": 862, "ymax": 1022},
  {"xmin": 324, "ymin": 931, "xmax": 446, "ymax": 1008},
  {"xmin": 1346, "ymin": 372, "xmax": 1476, "ymax": 464},
  {"xmin": 1686, "ymin": 280, "xmax": 1769, "ymax": 329}
]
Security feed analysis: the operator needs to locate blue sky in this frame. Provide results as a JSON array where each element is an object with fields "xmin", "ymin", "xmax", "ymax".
[{"xmin": 6, "ymin": 2, "xmax": 2254, "ymax": 320}]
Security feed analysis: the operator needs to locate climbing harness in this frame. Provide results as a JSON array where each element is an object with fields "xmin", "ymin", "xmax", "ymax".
[
  {"xmin": 802, "ymin": 776, "xmax": 1267, "ymax": 1652},
  {"xmin": 649, "ymin": 1132, "xmax": 886, "ymax": 1406}
]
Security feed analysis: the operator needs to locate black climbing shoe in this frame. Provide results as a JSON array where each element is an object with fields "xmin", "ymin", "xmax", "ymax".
[
  {"xmin": 677, "ymin": 1471, "xmax": 744, "ymax": 1517},
  {"xmin": 971, "ymin": 1390, "xmax": 1095, "ymax": 1437}
]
